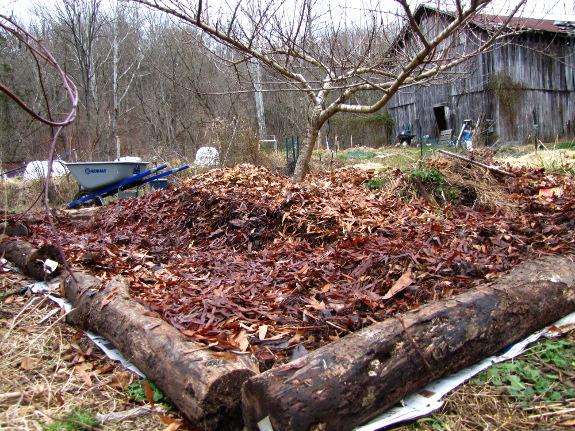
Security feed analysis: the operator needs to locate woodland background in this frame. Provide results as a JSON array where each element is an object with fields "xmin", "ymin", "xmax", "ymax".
[{"xmin": 0, "ymin": 0, "xmax": 396, "ymax": 170}]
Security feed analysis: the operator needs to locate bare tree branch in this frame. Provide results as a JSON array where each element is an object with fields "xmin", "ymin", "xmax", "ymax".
[
  {"xmin": 0, "ymin": 15, "xmax": 78, "ymax": 127},
  {"xmin": 127, "ymin": 0, "xmax": 528, "ymax": 182}
]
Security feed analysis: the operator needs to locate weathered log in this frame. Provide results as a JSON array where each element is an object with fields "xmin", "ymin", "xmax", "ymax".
[
  {"xmin": 242, "ymin": 255, "xmax": 575, "ymax": 431},
  {"xmin": 0, "ymin": 221, "xmax": 29, "ymax": 237},
  {"xmin": 0, "ymin": 237, "xmax": 61, "ymax": 280},
  {"xmin": 63, "ymin": 271, "xmax": 260, "ymax": 431}
]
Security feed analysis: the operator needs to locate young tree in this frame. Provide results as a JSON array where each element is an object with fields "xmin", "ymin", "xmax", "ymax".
[{"xmin": 129, "ymin": 0, "xmax": 527, "ymax": 182}]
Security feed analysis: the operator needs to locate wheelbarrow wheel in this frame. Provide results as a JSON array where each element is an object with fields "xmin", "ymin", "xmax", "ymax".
[{"xmin": 73, "ymin": 191, "xmax": 104, "ymax": 208}]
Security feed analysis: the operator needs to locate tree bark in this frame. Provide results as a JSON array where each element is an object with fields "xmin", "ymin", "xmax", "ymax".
[
  {"xmin": 63, "ymin": 271, "xmax": 260, "ymax": 431},
  {"xmin": 292, "ymin": 108, "xmax": 323, "ymax": 183},
  {"xmin": 242, "ymin": 255, "xmax": 575, "ymax": 431},
  {"xmin": 0, "ymin": 237, "xmax": 62, "ymax": 280}
]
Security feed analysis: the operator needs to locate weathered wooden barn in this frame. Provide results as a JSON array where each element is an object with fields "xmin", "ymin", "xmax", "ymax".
[{"xmin": 387, "ymin": 6, "xmax": 575, "ymax": 145}]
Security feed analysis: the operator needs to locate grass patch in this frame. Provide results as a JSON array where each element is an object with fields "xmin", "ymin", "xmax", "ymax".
[
  {"xmin": 555, "ymin": 141, "xmax": 575, "ymax": 150},
  {"xmin": 365, "ymin": 176, "xmax": 386, "ymax": 193},
  {"xmin": 42, "ymin": 409, "xmax": 99, "ymax": 431},
  {"xmin": 337, "ymin": 149, "xmax": 377, "ymax": 160},
  {"xmin": 474, "ymin": 336, "xmax": 575, "ymax": 405}
]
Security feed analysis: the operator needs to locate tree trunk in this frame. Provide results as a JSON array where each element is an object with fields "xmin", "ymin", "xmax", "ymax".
[
  {"xmin": 63, "ymin": 272, "xmax": 260, "ymax": 431},
  {"xmin": 292, "ymin": 108, "xmax": 323, "ymax": 183},
  {"xmin": 0, "ymin": 237, "xmax": 62, "ymax": 280},
  {"xmin": 242, "ymin": 255, "xmax": 575, "ymax": 431}
]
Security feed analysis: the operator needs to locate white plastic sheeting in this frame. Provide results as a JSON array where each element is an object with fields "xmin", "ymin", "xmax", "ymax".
[{"xmin": 23, "ymin": 160, "xmax": 67, "ymax": 179}]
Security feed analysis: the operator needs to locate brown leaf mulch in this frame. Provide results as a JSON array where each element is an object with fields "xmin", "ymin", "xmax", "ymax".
[{"xmin": 22, "ymin": 158, "xmax": 575, "ymax": 370}]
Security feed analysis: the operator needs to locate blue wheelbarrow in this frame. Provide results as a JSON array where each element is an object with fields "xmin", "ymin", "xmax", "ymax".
[{"xmin": 64, "ymin": 160, "xmax": 189, "ymax": 208}]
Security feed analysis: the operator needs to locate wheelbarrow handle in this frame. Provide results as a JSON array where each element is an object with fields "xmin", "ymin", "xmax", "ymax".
[{"xmin": 135, "ymin": 164, "xmax": 191, "ymax": 187}]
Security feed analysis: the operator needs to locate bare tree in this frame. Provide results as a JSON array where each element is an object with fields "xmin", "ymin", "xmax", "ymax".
[
  {"xmin": 129, "ymin": 0, "xmax": 527, "ymax": 182},
  {"xmin": 108, "ymin": 0, "xmax": 144, "ymax": 158},
  {"xmin": 53, "ymin": 0, "xmax": 105, "ymax": 160}
]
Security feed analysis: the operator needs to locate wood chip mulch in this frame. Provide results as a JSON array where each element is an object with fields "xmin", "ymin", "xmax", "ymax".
[{"xmin": 25, "ymin": 161, "xmax": 575, "ymax": 369}]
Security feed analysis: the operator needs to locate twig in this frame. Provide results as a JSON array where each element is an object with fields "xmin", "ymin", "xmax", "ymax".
[
  {"xmin": 183, "ymin": 342, "xmax": 218, "ymax": 353},
  {"xmin": 530, "ymin": 407, "xmax": 575, "ymax": 418},
  {"xmin": 96, "ymin": 406, "xmax": 157, "ymax": 424},
  {"xmin": 0, "ymin": 391, "xmax": 26, "ymax": 400},
  {"xmin": 0, "ymin": 285, "xmax": 28, "ymax": 301},
  {"xmin": 396, "ymin": 316, "xmax": 435, "ymax": 376},
  {"xmin": 438, "ymin": 149, "xmax": 515, "ymax": 176}
]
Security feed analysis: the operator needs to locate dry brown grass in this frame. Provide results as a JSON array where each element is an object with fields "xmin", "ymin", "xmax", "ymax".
[
  {"xmin": 1, "ymin": 175, "xmax": 79, "ymax": 214},
  {"xmin": 423, "ymin": 149, "xmax": 518, "ymax": 214},
  {"xmin": 389, "ymin": 375, "xmax": 575, "ymax": 431},
  {"xmin": 0, "ymin": 273, "xmax": 182, "ymax": 431}
]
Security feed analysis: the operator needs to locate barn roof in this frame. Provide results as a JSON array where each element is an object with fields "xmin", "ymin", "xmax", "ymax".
[
  {"xmin": 472, "ymin": 14, "xmax": 575, "ymax": 35},
  {"xmin": 413, "ymin": 5, "xmax": 575, "ymax": 36}
]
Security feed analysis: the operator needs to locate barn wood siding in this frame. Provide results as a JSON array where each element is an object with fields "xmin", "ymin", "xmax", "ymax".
[{"xmin": 386, "ymin": 13, "xmax": 575, "ymax": 145}]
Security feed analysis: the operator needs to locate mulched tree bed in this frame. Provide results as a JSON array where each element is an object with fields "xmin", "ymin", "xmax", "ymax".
[{"xmin": 23, "ymin": 155, "xmax": 575, "ymax": 371}]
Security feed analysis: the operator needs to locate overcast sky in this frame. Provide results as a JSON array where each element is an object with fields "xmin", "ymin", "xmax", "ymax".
[{"xmin": 1, "ymin": 0, "xmax": 574, "ymax": 23}]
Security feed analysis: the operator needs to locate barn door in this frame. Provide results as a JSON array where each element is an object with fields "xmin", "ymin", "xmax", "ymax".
[{"xmin": 433, "ymin": 105, "xmax": 450, "ymax": 132}]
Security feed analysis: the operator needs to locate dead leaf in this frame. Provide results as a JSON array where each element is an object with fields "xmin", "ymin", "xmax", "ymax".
[
  {"xmin": 258, "ymin": 325, "xmax": 268, "ymax": 340},
  {"xmin": 303, "ymin": 296, "xmax": 326, "ymax": 311},
  {"xmin": 211, "ymin": 352, "xmax": 237, "ymax": 360},
  {"xmin": 546, "ymin": 325, "xmax": 563, "ymax": 334},
  {"xmin": 106, "ymin": 371, "xmax": 133, "ymax": 391},
  {"xmin": 75, "ymin": 365, "xmax": 92, "ymax": 387},
  {"xmin": 288, "ymin": 331, "xmax": 303, "ymax": 346},
  {"xmin": 100, "ymin": 285, "xmax": 121, "ymax": 310},
  {"xmin": 20, "ymin": 357, "xmax": 34, "ymax": 370},
  {"xmin": 94, "ymin": 363, "xmax": 115, "ymax": 375},
  {"xmin": 232, "ymin": 330, "xmax": 250, "ymax": 352},
  {"xmin": 159, "ymin": 414, "xmax": 177, "ymax": 426},
  {"xmin": 539, "ymin": 187, "xmax": 561, "ymax": 198},
  {"xmin": 383, "ymin": 269, "xmax": 413, "ymax": 300},
  {"xmin": 144, "ymin": 381, "xmax": 155, "ymax": 407},
  {"xmin": 162, "ymin": 422, "xmax": 182, "ymax": 431}
]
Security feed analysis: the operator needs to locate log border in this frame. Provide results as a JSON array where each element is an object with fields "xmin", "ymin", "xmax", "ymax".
[
  {"xmin": 63, "ymin": 272, "xmax": 260, "ymax": 431},
  {"xmin": 242, "ymin": 255, "xmax": 575, "ymax": 431},
  {"xmin": 4, "ymin": 237, "xmax": 574, "ymax": 431}
]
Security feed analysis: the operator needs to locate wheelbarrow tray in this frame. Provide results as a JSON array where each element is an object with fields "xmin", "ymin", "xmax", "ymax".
[{"xmin": 64, "ymin": 161, "xmax": 149, "ymax": 190}]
